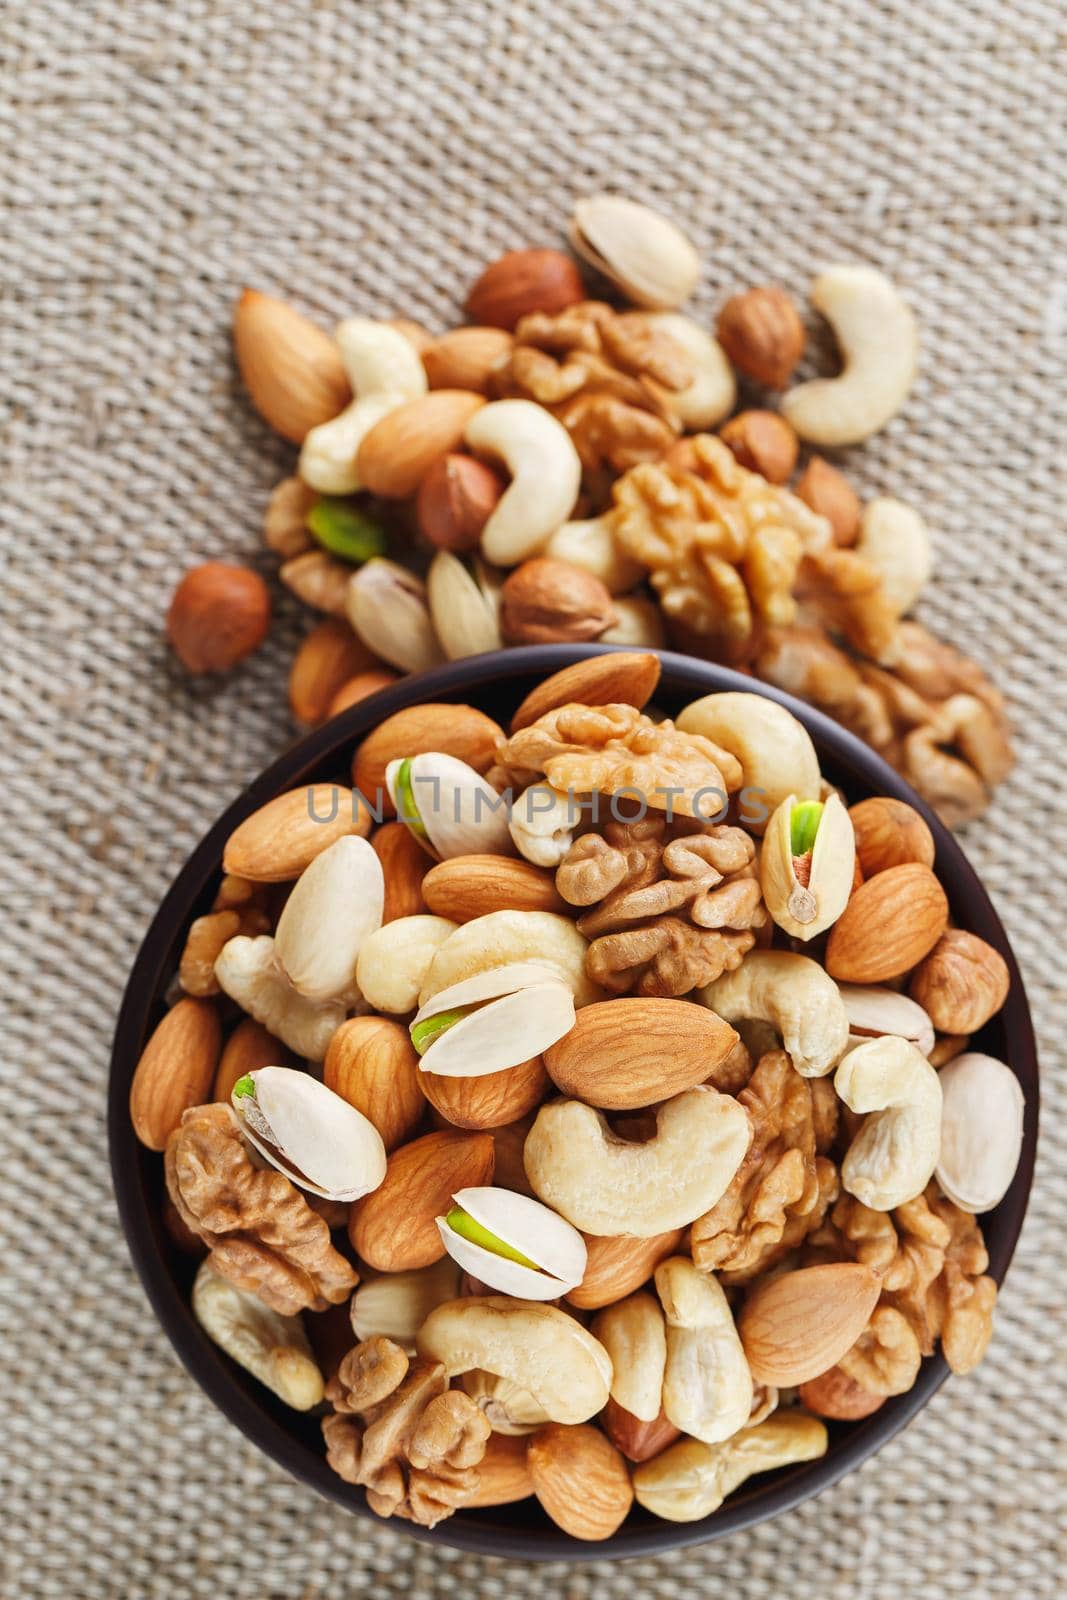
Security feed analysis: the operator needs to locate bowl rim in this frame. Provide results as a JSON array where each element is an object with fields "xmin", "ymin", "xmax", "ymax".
[{"xmin": 108, "ymin": 644, "xmax": 1039, "ymax": 1561}]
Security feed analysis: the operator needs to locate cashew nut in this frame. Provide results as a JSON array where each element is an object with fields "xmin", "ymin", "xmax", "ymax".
[
  {"xmin": 782, "ymin": 266, "xmax": 918, "ymax": 446},
  {"xmin": 599, "ymin": 594, "xmax": 667, "ymax": 648},
  {"xmin": 853, "ymin": 497, "xmax": 933, "ymax": 615},
  {"xmin": 646, "ymin": 313, "xmax": 736, "ymax": 429},
  {"xmin": 419, "ymin": 909, "xmax": 603, "ymax": 1009},
  {"xmin": 676, "ymin": 691, "xmax": 820, "ymax": 832},
  {"xmin": 543, "ymin": 514, "xmax": 646, "ymax": 595},
  {"xmin": 464, "ymin": 400, "xmax": 582, "ymax": 565},
  {"xmin": 591, "ymin": 1292, "xmax": 667, "ymax": 1423},
  {"xmin": 214, "ymin": 935, "xmax": 345, "ymax": 1060},
  {"xmin": 632, "ymin": 1412, "xmax": 828, "ymax": 1522},
  {"xmin": 699, "ymin": 950, "xmax": 849, "ymax": 1078},
  {"xmin": 655, "ymin": 1257, "xmax": 752, "ymax": 1445},
  {"xmin": 416, "ymin": 1297, "xmax": 612, "ymax": 1425},
  {"xmin": 191, "ymin": 1261, "xmax": 324, "ymax": 1410},
  {"xmin": 508, "ymin": 784, "xmax": 580, "ymax": 868},
  {"xmin": 835, "ymin": 1034, "xmax": 943, "ymax": 1211},
  {"xmin": 355, "ymin": 914, "xmax": 458, "ymax": 1014},
  {"xmin": 523, "ymin": 1087, "xmax": 751, "ymax": 1237},
  {"xmin": 299, "ymin": 317, "xmax": 427, "ymax": 493}
]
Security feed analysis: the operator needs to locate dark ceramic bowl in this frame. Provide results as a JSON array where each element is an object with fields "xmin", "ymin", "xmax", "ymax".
[{"xmin": 109, "ymin": 645, "xmax": 1038, "ymax": 1560}]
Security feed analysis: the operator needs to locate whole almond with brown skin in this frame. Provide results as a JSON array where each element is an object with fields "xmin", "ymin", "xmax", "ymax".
[
  {"xmin": 739, "ymin": 1263, "xmax": 882, "ymax": 1386},
  {"xmin": 214, "ymin": 1017, "xmax": 292, "ymax": 1103},
  {"xmin": 719, "ymin": 410, "xmax": 799, "ymax": 484},
  {"xmin": 370, "ymin": 821, "xmax": 428, "ymax": 922},
  {"xmin": 356, "ymin": 390, "xmax": 487, "ymax": 498},
  {"xmin": 501, "ymin": 558, "xmax": 616, "ymax": 645},
  {"xmin": 465, "ymin": 1432, "xmax": 534, "ymax": 1508},
  {"xmin": 233, "ymin": 289, "xmax": 350, "ymax": 443},
  {"xmin": 527, "ymin": 1423, "xmax": 633, "ymax": 1540},
  {"xmin": 466, "ymin": 249, "xmax": 585, "ymax": 330},
  {"xmin": 167, "ymin": 563, "xmax": 271, "ymax": 674},
  {"xmin": 422, "ymin": 327, "xmax": 514, "ymax": 393},
  {"xmin": 324, "ymin": 1016, "xmax": 425, "ymax": 1152},
  {"xmin": 350, "ymin": 1129, "xmax": 495, "ymax": 1270},
  {"xmin": 352, "ymin": 703, "xmax": 504, "ymax": 806},
  {"xmin": 223, "ymin": 785, "xmax": 371, "ymax": 882},
  {"xmin": 130, "ymin": 998, "xmax": 221, "ymax": 1151},
  {"xmin": 288, "ymin": 618, "xmax": 378, "ymax": 725},
  {"xmin": 510, "ymin": 652, "xmax": 661, "ymax": 732},
  {"xmin": 416, "ymin": 453, "xmax": 505, "ymax": 552},
  {"xmin": 908, "ymin": 929, "xmax": 1009, "ymax": 1034},
  {"xmin": 566, "ymin": 1229, "xmax": 683, "ymax": 1311},
  {"xmin": 422, "ymin": 855, "xmax": 566, "ymax": 920},
  {"xmin": 600, "ymin": 1399, "xmax": 681, "ymax": 1463},
  {"xmin": 326, "ymin": 668, "xmax": 400, "ymax": 719},
  {"xmin": 492, "ymin": 1116, "xmax": 538, "ymax": 1198},
  {"xmin": 420, "ymin": 1055, "xmax": 549, "ymax": 1131},
  {"xmin": 825, "ymin": 862, "xmax": 948, "ymax": 982},
  {"xmin": 795, "ymin": 457, "xmax": 861, "ymax": 546},
  {"xmin": 544, "ymin": 999, "xmax": 739, "ymax": 1110},
  {"xmin": 848, "ymin": 796, "xmax": 936, "ymax": 876},
  {"xmin": 716, "ymin": 285, "xmax": 806, "ymax": 389},
  {"xmin": 798, "ymin": 1366, "xmax": 886, "ymax": 1421}
]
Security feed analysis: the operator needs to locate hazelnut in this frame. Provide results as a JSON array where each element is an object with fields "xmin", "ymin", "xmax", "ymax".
[
  {"xmin": 465, "ymin": 249, "xmax": 585, "ymax": 331},
  {"xmin": 166, "ymin": 562, "xmax": 271, "ymax": 674},
  {"xmin": 600, "ymin": 1399, "xmax": 681, "ymax": 1463},
  {"xmin": 795, "ymin": 457, "xmax": 861, "ymax": 546},
  {"xmin": 500, "ymin": 558, "xmax": 616, "ymax": 645},
  {"xmin": 848, "ymin": 796, "xmax": 935, "ymax": 876},
  {"xmin": 719, "ymin": 410, "xmax": 799, "ymax": 483},
  {"xmin": 717, "ymin": 286, "xmax": 806, "ymax": 389},
  {"xmin": 798, "ymin": 1367, "xmax": 886, "ymax": 1421},
  {"xmin": 909, "ymin": 929, "xmax": 1010, "ymax": 1034},
  {"xmin": 416, "ymin": 453, "xmax": 505, "ymax": 552}
]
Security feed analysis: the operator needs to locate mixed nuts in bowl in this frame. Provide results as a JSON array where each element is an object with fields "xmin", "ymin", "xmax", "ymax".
[{"xmin": 111, "ymin": 646, "xmax": 1037, "ymax": 1558}]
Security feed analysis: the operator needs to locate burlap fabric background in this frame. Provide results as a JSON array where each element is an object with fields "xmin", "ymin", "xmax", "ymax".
[{"xmin": 2, "ymin": 1, "xmax": 1065, "ymax": 1595}]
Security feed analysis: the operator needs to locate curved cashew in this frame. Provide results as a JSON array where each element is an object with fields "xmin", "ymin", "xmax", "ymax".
[
  {"xmin": 191, "ymin": 1261, "xmax": 324, "ymax": 1410},
  {"xmin": 464, "ymin": 400, "xmax": 581, "ymax": 566},
  {"xmin": 508, "ymin": 784, "xmax": 580, "ymax": 868},
  {"xmin": 646, "ymin": 313, "xmax": 736, "ymax": 429},
  {"xmin": 782, "ymin": 266, "xmax": 918, "ymax": 446},
  {"xmin": 214, "ymin": 934, "xmax": 345, "ymax": 1060},
  {"xmin": 676, "ymin": 691, "xmax": 820, "ymax": 833},
  {"xmin": 835, "ymin": 1034, "xmax": 943, "ymax": 1211},
  {"xmin": 591, "ymin": 1291, "xmax": 667, "ymax": 1423},
  {"xmin": 524, "ymin": 1087, "xmax": 751, "ymax": 1237},
  {"xmin": 854, "ymin": 497, "xmax": 933, "ymax": 615},
  {"xmin": 543, "ymin": 514, "xmax": 646, "ymax": 595},
  {"xmin": 633, "ymin": 1413, "xmax": 828, "ymax": 1522},
  {"xmin": 419, "ymin": 909, "xmax": 603, "ymax": 1010},
  {"xmin": 600, "ymin": 594, "xmax": 666, "ymax": 648},
  {"xmin": 416, "ymin": 1297, "xmax": 612, "ymax": 1425},
  {"xmin": 656, "ymin": 1256, "xmax": 752, "ymax": 1444},
  {"xmin": 355, "ymin": 914, "xmax": 458, "ymax": 1014},
  {"xmin": 699, "ymin": 950, "xmax": 849, "ymax": 1078},
  {"xmin": 299, "ymin": 317, "xmax": 427, "ymax": 494}
]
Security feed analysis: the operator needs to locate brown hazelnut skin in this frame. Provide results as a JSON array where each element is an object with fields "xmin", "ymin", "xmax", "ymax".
[
  {"xmin": 798, "ymin": 1367, "xmax": 886, "ymax": 1421},
  {"xmin": 795, "ymin": 457, "xmax": 862, "ymax": 546},
  {"xmin": 909, "ymin": 929, "xmax": 1010, "ymax": 1034},
  {"xmin": 416, "ymin": 453, "xmax": 504, "ymax": 552},
  {"xmin": 500, "ymin": 558, "xmax": 616, "ymax": 645},
  {"xmin": 599, "ymin": 1399, "xmax": 682, "ymax": 1463},
  {"xmin": 166, "ymin": 562, "xmax": 271, "ymax": 674},
  {"xmin": 717, "ymin": 286, "xmax": 806, "ymax": 389},
  {"xmin": 465, "ymin": 249, "xmax": 585, "ymax": 330},
  {"xmin": 719, "ymin": 410, "xmax": 799, "ymax": 484},
  {"xmin": 848, "ymin": 796, "xmax": 935, "ymax": 876}
]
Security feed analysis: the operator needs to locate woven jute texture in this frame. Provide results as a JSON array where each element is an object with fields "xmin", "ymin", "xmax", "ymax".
[{"xmin": 2, "ymin": 1, "xmax": 1065, "ymax": 1595}]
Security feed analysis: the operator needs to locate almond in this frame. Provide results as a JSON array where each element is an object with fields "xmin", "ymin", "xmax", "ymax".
[
  {"xmin": 500, "ymin": 558, "xmax": 616, "ymax": 645},
  {"xmin": 352, "ymin": 702, "xmax": 504, "ymax": 808},
  {"xmin": 349, "ymin": 1129, "xmax": 495, "ymax": 1270},
  {"xmin": 324, "ymin": 1016, "xmax": 424, "ymax": 1152},
  {"xmin": 129, "ymin": 998, "xmax": 221, "ymax": 1151},
  {"xmin": 356, "ymin": 391, "xmax": 486, "ymax": 498},
  {"xmin": 213, "ymin": 1017, "xmax": 291, "ymax": 1103},
  {"xmin": 600, "ymin": 1400, "xmax": 681, "ymax": 1464},
  {"xmin": 419, "ymin": 1054, "xmax": 549, "ymax": 1131},
  {"xmin": 798, "ymin": 1366, "xmax": 886, "ymax": 1421},
  {"xmin": 422, "ymin": 327, "xmax": 514, "ymax": 393},
  {"xmin": 465, "ymin": 1432, "xmax": 535, "ymax": 1508},
  {"xmin": 233, "ymin": 288, "xmax": 350, "ymax": 443},
  {"xmin": 288, "ymin": 618, "xmax": 379, "ymax": 725},
  {"xmin": 509, "ymin": 651, "xmax": 661, "ymax": 732},
  {"xmin": 566, "ymin": 1229, "xmax": 683, "ymax": 1311},
  {"xmin": 491, "ymin": 1116, "xmax": 538, "ymax": 1198},
  {"xmin": 848, "ymin": 796, "xmax": 936, "ymax": 876},
  {"xmin": 825, "ymin": 862, "xmax": 948, "ymax": 982},
  {"xmin": 223, "ymin": 785, "xmax": 372, "ymax": 882},
  {"xmin": 544, "ymin": 999, "xmax": 738, "ymax": 1110},
  {"xmin": 326, "ymin": 668, "xmax": 400, "ymax": 719},
  {"xmin": 167, "ymin": 562, "xmax": 271, "ymax": 675},
  {"xmin": 738, "ymin": 1263, "xmax": 882, "ymax": 1386},
  {"xmin": 466, "ymin": 249, "xmax": 585, "ymax": 330},
  {"xmin": 370, "ymin": 821, "xmax": 428, "ymax": 922},
  {"xmin": 421, "ymin": 855, "xmax": 566, "ymax": 920},
  {"xmin": 527, "ymin": 1423, "xmax": 633, "ymax": 1540}
]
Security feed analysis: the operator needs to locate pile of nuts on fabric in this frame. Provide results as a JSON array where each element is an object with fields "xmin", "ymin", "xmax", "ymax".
[
  {"xmin": 131, "ymin": 651, "xmax": 1025, "ymax": 1536},
  {"xmin": 165, "ymin": 195, "xmax": 1013, "ymax": 828}
]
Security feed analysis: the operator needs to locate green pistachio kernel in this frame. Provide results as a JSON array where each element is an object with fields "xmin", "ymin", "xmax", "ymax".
[
  {"xmin": 445, "ymin": 1206, "xmax": 541, "ymax": 1269},
  {"xmin": 395, "ymin": 757, "xmax": 428, "ymax": 838},
  {"xmin": 790, "ymin": 800, "xmax": 824, "ymax": 858},
  {"xmin": 410, "ymin": 1006, "xmax": 474, "ymax": 1055},
  {"xmin": 306, "ymin": 497, "xmax": 388, "ymax": 564},
  {"xmin": 232, "ymin": 1073, "xmax": 256, "ymax": 1099}
]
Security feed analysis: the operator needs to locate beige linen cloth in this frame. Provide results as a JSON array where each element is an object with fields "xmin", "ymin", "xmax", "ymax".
[{"xmin": 1, "ymin": 2, "xmax": 1065, "ymax": 1596}]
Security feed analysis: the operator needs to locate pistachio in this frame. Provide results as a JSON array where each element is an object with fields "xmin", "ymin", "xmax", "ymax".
[
  {"xmin": 230, "ymin": 1066, "xmax": 386, "ymax": 1202},
  {"xmin": 436, "ymin": 1186, "xmax": 587, "ymax": 1300},
  {"xmin": 350, "ymin": 1259, "xmax": 462, "ymax": 1349},
  {"xmin": 837, "ymin": 984, "xmax": 935, "ymax": 1057},
  {"xmin": 345, "ymin": 558, "xmax": 445, "ymax": 674},
  {"xmin": 426, "ymin": 550, "xmax": 503, "ymax": 660},
  {"xmin": 569, "ymin": 196, "xmax": 701, "ymax": 308},
  {"xmin": 760, "ymin": 792, "xmax": 856, "ymax": 940},
  {"xmin": 936, "ymin": 1052, "xmax": 1024, "ymax": 1213},
  {"xmin": 305, "ymin": 497, "xmax": 387, "ymax": 564},
  {"xmin": 410, "ymin": 962, "xmax": 576, "ymax": 1077},
  {"xmin": 385, "ymin": 752, "xmax": 513, "ymax": 860}
]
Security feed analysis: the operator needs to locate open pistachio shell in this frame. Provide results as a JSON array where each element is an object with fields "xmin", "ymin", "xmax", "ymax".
[
  {"xmin": 231, "ymin": 1065, "xmax": 386, "ymax": 1201},
  {"xmin": 437, "ymin": 1186, "xmax": 587, "ymax": 1300},
  {"xmin": 385, "ymin": 752, "xmax": 512, "ymax": 860},
  {"xmin": 760, "ymin": 792, "xmax": 855, "ymax": 940},
  {"xmin": 412, "ymin": 962, "xmax": 576, "ymax": 1077},
  {"xmin": 936, "ymin": 1052, "xmax": 1024, "ymax": 1213},
  {"xmin": 569, "ymin": 196, "xmax": 701, "ymax": 309},
  {"xmin": 838, "ymin": 984, "xmax": 935, "ymax": 1057}
]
